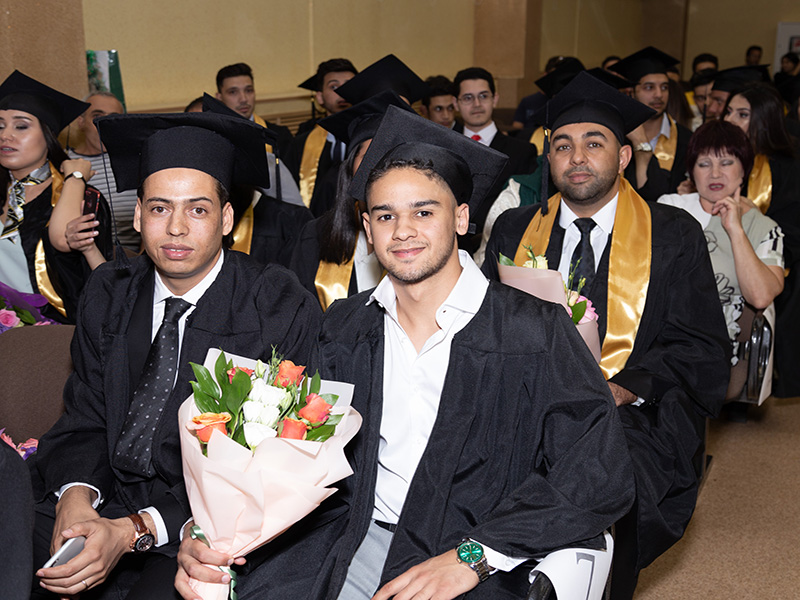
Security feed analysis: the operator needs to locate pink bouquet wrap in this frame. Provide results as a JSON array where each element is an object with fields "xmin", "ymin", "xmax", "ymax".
[
  {"xmin": 179, "ymin": 349, "xmax": 361, "ymax": 600},
  {"xmin": 498, "ymin": 263, "xmax": 602, "ymax": 363}
]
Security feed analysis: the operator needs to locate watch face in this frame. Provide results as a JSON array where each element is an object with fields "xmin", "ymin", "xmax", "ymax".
[
  {"xmin": 134, "ymin": 533, "xmax": 155, "ymax": 553},
  {"xmin": 457, "ymin": 541, "xmax": 484, "ymax": 564}
]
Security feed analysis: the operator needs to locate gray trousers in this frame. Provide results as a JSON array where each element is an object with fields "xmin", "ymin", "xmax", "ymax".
[{"xmin": 336, "ymin": 520, "xmax": 394, "ymax": 600}]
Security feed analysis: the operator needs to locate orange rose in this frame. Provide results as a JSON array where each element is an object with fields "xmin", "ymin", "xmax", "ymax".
[
  {"xmin": 279, "ymin": 418, "xmax": 308, "ymax": 440},
  {"xmin": 273, "ymin": 360, "xmax": 305, "ymax": 387},
  {"xmin": 298, "ymin": 393, "xmax": 332, "ymax": 424},
  {"xmin": 189, "ymin": 412, "xmax": 231, "ymax": 443},
  {"xmin": 227, "ymin": 366, "xmax": 254, "ymax": 384}
]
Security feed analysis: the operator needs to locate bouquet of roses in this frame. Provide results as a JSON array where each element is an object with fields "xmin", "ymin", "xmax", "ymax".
[
  {"xmin": 0, "ymin": 281, "xmax": 56, "ymax": 334},
  {"xmin": 0, "ymin": 428, "xmax": 38, "ymax": 460},
  {"xmin": 498, "ymin": 248, "xmax": 601, "ymax": 362},
  {"xmin": 178, "ymin": 348, "xmax": 361, "ymax": 600}
]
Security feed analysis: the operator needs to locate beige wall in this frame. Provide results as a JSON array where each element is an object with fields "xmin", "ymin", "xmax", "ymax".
[
  {"xmin": 82, "ymin": 0, "xmax": 474, "ymax": 113},
  {"xmin": 540, "ymin": 0, "xmax": 643, "ymax": 71},
  {"xmin": 685, "ymin": 1, "xmax": 800, "ymax": 72}
]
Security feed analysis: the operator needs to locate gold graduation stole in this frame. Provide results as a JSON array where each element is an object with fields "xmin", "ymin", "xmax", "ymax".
[
  {"xmin": 231, "ymin": 190, "xmax": 262, "ymax": 254},
  {"xmin": 748, "ymin": 154, "xmax": 772, "ymax": 214},
  {"xmin": 34, "ymin": 163, "xmax": 67, "ymax": 317},
  {"xmin": 528, "ymin": 126, "xmax": 546, "ymax": 153},
  {"xmin": 653, "ymin": 114, "xmax": 678, "ymax": 172},
  {"xmin": 513, "ymin": 178, "xmax": 652, "ymax": 379},
  {"xmin": 252, "ymin": 114, "xmax": 275, "ymax": 155},
  {"xmin": 314, "ymin": 239, "xmax": 356, "ymax": 312},
  {"xmin": 298, "ymin": 125, "xmax": 329, "ymax": 209}
]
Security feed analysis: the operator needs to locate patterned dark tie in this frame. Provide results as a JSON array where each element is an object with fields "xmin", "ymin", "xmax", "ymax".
[
  {"xmin": 114, "ymin": 297, "xmax": 192, "ymax": 479},
  {"xmin": 570, "ymin": 218, "xmax": 597, "ymax": 290}
]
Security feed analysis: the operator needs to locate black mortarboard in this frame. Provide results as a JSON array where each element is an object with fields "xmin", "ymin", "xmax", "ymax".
[
  {"xmin": 334, "ymin": 55, "xmax": 428, "ymax": 105},
  {"xmin": 96, "ymin": 112, "xmax": 270, "ymax": 193},
  {"xmin": 349, "ymin": 104, "xmax": 508, "ymax": 212},
  {"xmin": 298, "ymin": 74, "xmax": 318, "ymax": 92},
  {"xmin": 0, "ymin": 70, "xmax": 89, "ymax": 133},
  {"xmin": 586, "ymin": 67, "xmax": 633, "ymax": 90},
  {"xmin": 712, "ymin": 65, "xmax": 771, "ymax": 93},
  {"xmin": 200, "ymin": 93, "xmax": 278, "ymax": 148},
  {"xmin": 317, "ymin": 89, "xmax": 416, "ymax": 150},
  {"xmin": 609, "ymin": 46, "xmax": 680, "ymax": 84},
  {"xmin": 544, "ymin": 71, "xmax": 656, "ymax": 145},
  {"xmin": 535, "ymin": 58, "xmax": 586, "ymax": 98}
]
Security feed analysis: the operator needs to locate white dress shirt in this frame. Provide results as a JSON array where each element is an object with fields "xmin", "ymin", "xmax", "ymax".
[
  {"xmin": 648, "ymin": 113, "xmax": 672, "ymax": 148},
  {"xmin": 58, "ymin": 252, "xmax": 225, "ymax": 547},
  {"xmin": 556, "ymin": 194, "xmax": 618, "ymax": 284},
  {"xmin": 463, "ymin": 121, "xmax": 498, "ymax": 146}
]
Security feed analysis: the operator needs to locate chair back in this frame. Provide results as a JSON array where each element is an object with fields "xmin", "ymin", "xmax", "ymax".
[{"xmin": 0, "ymin": 325, "xmax": 74, "ymax": 441}]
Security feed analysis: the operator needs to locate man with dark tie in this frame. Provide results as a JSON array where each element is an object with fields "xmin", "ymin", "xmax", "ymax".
[
  {"xmin": 483, "ymin": 72, "xmax": 729, "ymax": 600},
  {"xmin": 31, "ymin": 112, "xmax": 321, "ymax": 598}
]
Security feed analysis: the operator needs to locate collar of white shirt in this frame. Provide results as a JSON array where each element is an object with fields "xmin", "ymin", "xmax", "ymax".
[
  {"xmin": 153, "ymin": 250, "xmax": 225, "ymax": 309},
  {"xmin": 558, "ymin": 193, "xmax": 619, "ymax": 236},
  {"xmin": 368, "ymin": 250, "xmax": 489, "ymax": 327},
  {"xmin": 648, "ymin": 112, "xmax": 671, "ymax": 148},
  {"xmin": 463, "ymin": 121, "xmax": 498, "ymax": 146}
]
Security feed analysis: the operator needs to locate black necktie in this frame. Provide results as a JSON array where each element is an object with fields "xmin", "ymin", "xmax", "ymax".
[
  {"xmin": 114, "ymin": 297, "xmax": 192, "ymax": 479},
  {"xmin": 570, "ymin": 218, "xmax": 597, "ymax": 290}
]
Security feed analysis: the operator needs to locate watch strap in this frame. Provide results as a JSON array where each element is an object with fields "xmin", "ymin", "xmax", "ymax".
[{"xmin": 126, "ymin": 513, "xmax": 153, "ymax": 551}]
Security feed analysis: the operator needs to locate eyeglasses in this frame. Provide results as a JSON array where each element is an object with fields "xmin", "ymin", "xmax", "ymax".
[{"xmin": 457, "ymin": 92, "xmax": 493, "ymax": 104}]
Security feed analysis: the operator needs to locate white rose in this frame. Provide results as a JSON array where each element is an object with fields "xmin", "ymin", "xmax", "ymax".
[
  {"xmin": 533, "ymin": 255, "xmax": 549, "ymax": 269},
  {"xmin": 241, "ymin": 400, "xmax": 280, "ymax": 428},
  {"xmin": 243, "ymin": 421, "xmax": 277, "ymax": 449},
  {"xmin": 249, "ymin": 379, "xmax": 285, "ymax": 407}
]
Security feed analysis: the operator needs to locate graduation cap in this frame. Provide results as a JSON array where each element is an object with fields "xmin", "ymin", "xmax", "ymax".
[
  {"xmin": 334, "ymin": 54, "xmax": 428, "ymax": 105},
  {"xmin": 544, "ymin": 71, "xmax": 656, "ymax": 145},
  {"xmin": 535, "ymin": 58, "xmax": 586, "ymax": 98},
  {"xmin": 537, "ymin": 71, "xmax": 656, "ymax": 214},
  {"xmin": 200, "ymin": 93, "xmax": 278, "ymax": 148},
  {"xmin": 317, "ymin": 89, "xmax": 416, "ymax": 150},
  {"xmin": 96, "ymin": 112, "xmax": 270, "ymax": 193},
  {"xmin": 609, "ymin": 46, "xmax": 680, "ymax": 84},
  {"xmin": 349, "ymin": 104, "xmax": 508, "ymax": 212},
  {"xmin": 0, "ymin": 70, "xmax": 89, "ymax": 134},
  {"xmin": 298, "ymin": 74, "xmax": 318, "ymax": 92},
  {"xmin": 586, "ymin": 68, "xmax": 633, "ymax": 90},
  {"xmin": 712, "ymin": 65, "xmax": 771, "ymax": 93}
]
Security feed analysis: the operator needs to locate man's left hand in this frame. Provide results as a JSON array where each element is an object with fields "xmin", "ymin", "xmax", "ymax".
[{"xmin": 372, "ymin": 549, "xmax": 479, "ymax": 600}]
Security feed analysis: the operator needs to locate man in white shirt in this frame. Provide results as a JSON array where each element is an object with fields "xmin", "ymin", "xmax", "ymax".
[
  {"xmin": 176, "ymin": 106, "xmax": 634, "ymax": 600},
  {"xmin": 32, "ymin": 112, "xmax": 320, "ymax": 599}
]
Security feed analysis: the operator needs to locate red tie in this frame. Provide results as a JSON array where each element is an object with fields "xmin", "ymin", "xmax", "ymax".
[{"xmin": 471, "ymin": 134, "xmax": 481, "ymax": 142}]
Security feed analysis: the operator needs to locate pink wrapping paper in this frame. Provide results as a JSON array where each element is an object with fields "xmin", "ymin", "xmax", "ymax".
[
  {"xmin": 498, "ymin": 263, "xmax": 602, "ymax": 363},
  {"xmin": 178, "ymin": 349, "xmax": 362, "ymax": 600}
]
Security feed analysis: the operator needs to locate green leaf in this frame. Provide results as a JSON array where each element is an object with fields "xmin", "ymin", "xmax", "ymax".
[
  {"xmin": 222, "ymin": 368, "xmax": 252, "ymax": 414},
  {"xmin": 190, "ymin": 382, "xmax": 220, "ymax": 414},
  {"xmin": 214, "ymin": 351, "xmax": 230, "ymax": 389},
  {"xmin": 498, "ymin": 252, "xmax": 516, "ymax": 266},
  {"xmin": 18, "ymin": 309, "xmax": 35, "ymax": 325},
  {"xmin": 232, "ymin": 424, "xmax": 247, "ymax": 447},
  {"xmin": 571, "ymin": 300, "xmax": 587, "ymax": 324},
  {"xmin": 305, "ymin": 424, "xmax": 336, "ymax": 442},
  {"xmin": 319, "ymin": 393, "xmax": 338, "ymax": 407},
  {"xmin": 325, "ymin": 413, "xmax": 342, "ymax": 426},
  {"xmin": 190, "ymin": 362, "xmax": 221, "ymax": 399},
  {"xmin": 309, "ymin": 371, "xmax": 321, "ymax": 395}
]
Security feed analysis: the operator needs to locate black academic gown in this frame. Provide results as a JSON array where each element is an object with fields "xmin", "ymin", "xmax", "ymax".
[
  {"xmin": 483, "ymin": 201, "xmax": 730, "ymax": 575},
  {"xmin": 623, "ymin": 121, "xmax": 691, "ymax": 202},
  {"xmin": 748, "ymin": 153, "xmax": 800, "ymax": 397},
  {"xmin": 288, "ymin": 218, "xmax": 358, "ymax": 300},
  {"xmin": 248, "ymin": 194, "xmax": 314, "ymax": 268},
  {"xmin": 32, "ymin": 250, "xmax": 321, "ymax": 553},
  {"xmin": 238, "ymin": 282, "xmax": 635, "ymax": 599},
  {"xmin": 283, "ymin": 132, "xmax": 342, "ymax": 218}
]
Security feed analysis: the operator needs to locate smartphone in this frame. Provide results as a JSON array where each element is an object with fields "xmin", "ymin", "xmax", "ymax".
[
  {"xmin": 42, "ymin": 536, "xmax": 85, "ymax": 569},
  {"xmin": 82, "ymin": 188, "xmax": 100, "ymax": 216}
]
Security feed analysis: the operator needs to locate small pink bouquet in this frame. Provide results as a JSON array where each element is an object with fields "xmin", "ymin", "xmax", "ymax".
[
  {"xmin": 498, "ymin": 249, "xmax": 601, "ymax": 362},
  {"xmin": 179, "ymin": 348, "xmax": 361, "ymax": 600},
  {"xmin": 0, "ymin": 281, "xmax": 56, "ymax": 334},
  {"xmin": 0, "ymin": 428, "xmax": 38, "ymax": 460}
]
